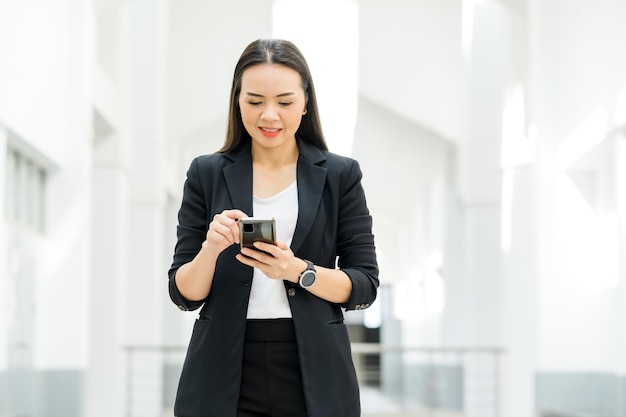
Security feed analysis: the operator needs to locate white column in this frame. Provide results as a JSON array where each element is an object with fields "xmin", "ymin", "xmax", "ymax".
[
  {"xmin": 502, "ymin": 165, "xmax": 537, "ymax": 417},
  {"xmin": 125, "ymin": 1, "xmax": 168, "ymax": 416},
  {"xmin": 459, "ymin": 0, "xmax": 504, "ymax": 347},
  {"xmin": 84, "ymin": 126, "xmax": 129, "ymax": 417},
  {"xmin": 0, "ymin": 125, "xmax": 9, "ymax": 408},
  {"xmin": 460, "ymin": 2, "xmax": 512, "ymax": 416},
  {"xmin": 126, "ymin": 0, "xmax": 167, "ymax": 345},
  {"xmin": 617, "ymin": 132, "xmax": 626, "ymax": 376}
]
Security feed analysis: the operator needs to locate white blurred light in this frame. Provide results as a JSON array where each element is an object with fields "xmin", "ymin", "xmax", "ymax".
[
  {"xmin": 501, "ymin": 170, "xmax": 514, "ymax": 252},
  {"xmin": 557, "ymin": 109, "xmax": 608, "ymax": 170},
  {"xmin": 501, "ymin": 85, "xmax": 535, "ymax": 168},
  {"xmin": 554, "ymin": 174, "xmax": 619, "ymax": 292},
  {"xmin": 272, "ymin": 0, "xmax": 358, "ymax": 156},
  {"xmin": 462, "ymin": 0, "xmax": 478, "ymax": 57},
  {"xmin": 363, "ymin": 298, "xmax": 382, "ymax": 329},
  {"xmin": 615, "ymin": 86, "xmax": 626, "ymax": 127}
]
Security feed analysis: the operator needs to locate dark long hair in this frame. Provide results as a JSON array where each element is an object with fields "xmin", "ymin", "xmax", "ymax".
[{"xmin": 219, "ymin": 39, "xmax": 328, "ymax": 153}]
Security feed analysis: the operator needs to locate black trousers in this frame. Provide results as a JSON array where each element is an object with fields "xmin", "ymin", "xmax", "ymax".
[{"xmin": 237, "ymin": 319, "xmax": 308, "ymax": 417}]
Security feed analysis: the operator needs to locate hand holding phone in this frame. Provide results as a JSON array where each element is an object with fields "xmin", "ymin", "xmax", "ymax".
[{"xmin": 239, "ymin": 218, "xmax": 276, "ymax": 253}]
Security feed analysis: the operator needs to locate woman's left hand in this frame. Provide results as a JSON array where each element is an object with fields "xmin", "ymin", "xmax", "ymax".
[{"xmin": 236, "ymin": 241, "xmax": 306, "ymax": 284}]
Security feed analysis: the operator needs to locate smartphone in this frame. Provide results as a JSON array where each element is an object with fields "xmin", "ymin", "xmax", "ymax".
[{"xmin": 239, "ymin": 217, "xmax": 276, "ymax": 251}]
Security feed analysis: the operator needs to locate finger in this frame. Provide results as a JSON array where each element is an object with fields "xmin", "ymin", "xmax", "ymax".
[
  {"xmin": 252, "ymin": 241, "xmax": 278, "ymax": 256},
  {"xmin": 237, "ymin": 250, "xmax": 270, "ymax": 269},
  {"xmin": 236, "ymin": 253, "xmax": 256, "ymax": 267},
  {"xmin": 224, "ymin": 209, "xmax": 248, "ymax": 221},
  {"xmin": 224, "ymin": 210, "xmax": 248, "ymax": 243},
  {"xmin": 211, "ymin": 217, "xmax": 239, "ymax": 243},
  {"xmin": 212, "ymin": 215, "xmax": 239, "ymax": 243}
]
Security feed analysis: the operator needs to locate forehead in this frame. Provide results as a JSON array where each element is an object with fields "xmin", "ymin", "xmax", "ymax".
[{"xmin": 240, "ymin": 64, "xmax": 304, "ymax": 94}]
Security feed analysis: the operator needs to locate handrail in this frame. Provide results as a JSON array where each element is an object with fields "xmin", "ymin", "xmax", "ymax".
[
  {"xmin": 351, "ymin": 343, "xmax": 506, "ymax": 354},
  {"xmin": 123, "ymin": 343, "xmax": 506, "ymax": 417}
]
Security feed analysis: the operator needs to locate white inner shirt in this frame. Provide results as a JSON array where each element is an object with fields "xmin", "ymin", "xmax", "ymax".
[{"xmin": 246, "ymin": 180, "xmax": 298, "ymax": 319}]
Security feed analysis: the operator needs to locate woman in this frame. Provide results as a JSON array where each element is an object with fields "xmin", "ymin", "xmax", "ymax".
[{"xmin": 168, "ymin": 38, "xmax": 379, "ymax": 417}]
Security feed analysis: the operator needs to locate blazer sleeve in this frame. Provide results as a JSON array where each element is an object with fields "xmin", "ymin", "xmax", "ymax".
[
  {"xmin": 167, "ymin": 157, "xmax": 209, "ymax": 311},
  {"xmin": 336, "ymin": 159, "xmax": 379, "ymax": 311}
]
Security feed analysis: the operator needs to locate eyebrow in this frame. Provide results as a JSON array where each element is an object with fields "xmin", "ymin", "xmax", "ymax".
[{"xmin": 244, "ymin": 92, "xmax": 296, "ymax": 98}]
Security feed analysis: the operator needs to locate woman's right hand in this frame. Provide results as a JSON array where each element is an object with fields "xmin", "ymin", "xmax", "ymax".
[{"xmin": 204, "ymin": 209, "xmax": 248, "ymax": 256}]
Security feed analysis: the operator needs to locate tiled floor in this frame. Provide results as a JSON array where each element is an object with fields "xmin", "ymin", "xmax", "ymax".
[{"xmin": 360, "ymin": 386, "xmax": 464, "ymax": 417}]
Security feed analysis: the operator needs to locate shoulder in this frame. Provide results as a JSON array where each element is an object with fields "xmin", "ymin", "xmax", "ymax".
[
  {"xmin": 180, "ymin": 154, "xmax": 230, "ymax": 190},
  {"xmin": 184, "ymin": 152, "xmax": 231, "ymax": 176},
  {"xmin": 320, "ymin": 150, "xmax": 358, "ymax": 169},
  {"xmin": 319, "ymin": 150, "xmax": 363, "ymax": 181},
  {"xmin": 193, "ymin": 152, "xmax": 230, "ymax": 169},
  {"xmin": 298, "ymin": 140, "xmax": 361, "ymax": 175}
]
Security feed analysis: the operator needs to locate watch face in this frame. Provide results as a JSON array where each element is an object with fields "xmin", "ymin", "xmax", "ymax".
[{"xmin": 300, "ymin": 271, "xmax": 316, "ymax": 288}]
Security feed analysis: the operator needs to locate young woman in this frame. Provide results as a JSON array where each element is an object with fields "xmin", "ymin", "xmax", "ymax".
[{"xmin": 168, "ymin": 38, "xmax": 379, "ymax": 417}]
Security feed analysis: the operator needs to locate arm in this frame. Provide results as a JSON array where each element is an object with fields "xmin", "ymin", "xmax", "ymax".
[
  {"xmin": 167, "ymin": 157, "xmax": 246, "ymax": 310},
  {"xmin": 239, "ymin": 242, "xmax": 353, "ymax": 304},
  {"xmin": 334, "ymin": 159, "xmax": 379, "ymax": 310},
  {"xmin": 236, "ymin": 158, "xmax": 378, "ymax": 308},
  {"xmin": 175, "ymin": 210, "xmax": 245, "ymax": 301}
]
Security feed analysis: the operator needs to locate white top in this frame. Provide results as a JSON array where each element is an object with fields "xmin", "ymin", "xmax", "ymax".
[{"xmin": 246, "ymin": 180, "xmax": 298, "ymax": 319}]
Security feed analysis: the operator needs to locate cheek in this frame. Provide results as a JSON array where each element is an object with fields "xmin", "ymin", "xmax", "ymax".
[
  {"xmin": 288, "ymin": 113, "xmax": 304, "ymax": 128},
  {"xmin": 239, "ymin": 108, "xmax": 254, "ymax": 125}
]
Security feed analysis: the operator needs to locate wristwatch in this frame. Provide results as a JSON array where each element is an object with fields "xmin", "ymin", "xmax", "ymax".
[{"xmin": 298, "ymin": 260, "xmax": 317, "ymax": 288}]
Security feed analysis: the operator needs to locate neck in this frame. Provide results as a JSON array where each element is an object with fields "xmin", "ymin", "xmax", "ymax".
[{"xmin": 251, "ymin": 141, "xmax": 299, "ymax": 169}]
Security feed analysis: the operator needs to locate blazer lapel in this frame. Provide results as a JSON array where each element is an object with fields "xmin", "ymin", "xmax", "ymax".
[
  {"xmin": 291, "ymin": 141, "xmax": 327, "ymax": 254},
  {"xmin": 221, "ymin": 140, "xmax": 327, "ymax": 253},
  {"xmin": 223, "ymin": 144, "xmax": 254, "ymax": 216}
]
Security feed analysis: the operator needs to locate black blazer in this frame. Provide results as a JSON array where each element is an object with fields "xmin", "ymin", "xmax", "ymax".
[{"xmin": 168, "ymin": 139, "xmax": 379, "ymax": 417}]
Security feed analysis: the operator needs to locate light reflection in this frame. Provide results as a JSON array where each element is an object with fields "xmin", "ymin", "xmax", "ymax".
[
  {"xmin": 392, "ymin": 253, "xmax": 445, "ymax": 321},
  {"xmin": 501, "ymin": 170, "xmax": 514, "ymax": 252},
  {"xmin": 554, "ymin": 174, "xmax": 619, "ymax": 292},
  {"xmin": 272, "ymin": 0, "xmax": 358, "ymax": 156},
  {"xmin": 461, "ymin": 0, "xmax": 484, "ymax": 57},
  {"xmin": 557, "ymin": 109, "xmax": 608, "ymax": 170},
  {"xmin": 615, "ymin": 85, "xmax": 626, "ymax": 127},
  {"xmin": 501, "ymin": 85, "xmax": 534, "ymax": 168},
  {"xmin": 554, "ymin": 110, "xmax": 618, "ymax": 292}
]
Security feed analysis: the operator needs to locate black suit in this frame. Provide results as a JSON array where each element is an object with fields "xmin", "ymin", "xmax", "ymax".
[{"xmin": 168, "ymin": 139, "xmax": 379, "ymax": 417}]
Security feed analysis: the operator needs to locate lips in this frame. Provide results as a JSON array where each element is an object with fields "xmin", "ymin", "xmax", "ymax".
[{"xmin": 259, "ymin": 127, "xmax": 282, "ymax": 138}]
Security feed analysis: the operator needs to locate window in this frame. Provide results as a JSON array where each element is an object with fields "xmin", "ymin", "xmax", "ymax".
[{"xmin": 4, "ymin": 144, "xmax": 47, "ymax": 233}]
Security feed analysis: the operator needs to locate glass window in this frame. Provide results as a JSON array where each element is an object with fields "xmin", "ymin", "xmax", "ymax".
[{"xmin": 4, "ymin": 144, "xmax": 47, "ymax": 233}]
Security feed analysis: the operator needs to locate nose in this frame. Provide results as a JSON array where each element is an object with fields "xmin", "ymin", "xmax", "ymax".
[{"xmin": 260, "ymin": 104, "xmax": 279, "ymax": 121}]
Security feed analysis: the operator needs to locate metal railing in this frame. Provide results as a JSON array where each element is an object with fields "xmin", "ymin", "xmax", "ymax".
[
  {"xmin": 351, "ymin": 344, "xmax": 505, "ymax": 417},
  {"xmin": 123, "ymin": 344, "xmax": 505, "ymax": 417}
]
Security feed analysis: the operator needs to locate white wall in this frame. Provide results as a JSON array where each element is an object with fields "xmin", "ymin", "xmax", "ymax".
[
  {"xmin": 166, "ymin": 0, "xmax": 274, "ymax": 160},
  {"xmin": 0, "ymin": 0, "xmax": 93, "ymax": 371},
  {"xmin": 529, "ymin": 0, "xmax": 626, "ymax": 373},
  {"xmin": 0, "ymin": 1, "xmax": 93, "ymax": 416},
  {"xmin": 358, "ymin": 0, "xmax": 463, "ymax": 145}
]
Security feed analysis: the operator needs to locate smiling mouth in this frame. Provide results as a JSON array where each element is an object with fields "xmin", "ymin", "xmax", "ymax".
[{"xmin": 259, "ymin": 127, "xmax": 282, "ymax": 138}]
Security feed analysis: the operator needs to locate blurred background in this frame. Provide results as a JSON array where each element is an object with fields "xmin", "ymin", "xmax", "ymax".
[{"xmin": 1, "ymin": 0, "xmax": 625, "ymax": 416}]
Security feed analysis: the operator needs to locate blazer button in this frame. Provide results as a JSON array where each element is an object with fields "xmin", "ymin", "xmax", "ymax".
[{"xmin": 288, "ymin": 288, "xmax": 296, "ymax": 297}]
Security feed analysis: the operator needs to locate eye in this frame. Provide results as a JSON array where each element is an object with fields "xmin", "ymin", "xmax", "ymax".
[
  {"xmin": 279, "ymin": 102, "xmax": 293, "ymax": 107},
  {"xmin": 247, "ymin": 101, "xmax": 262, "ymax": 106}
]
